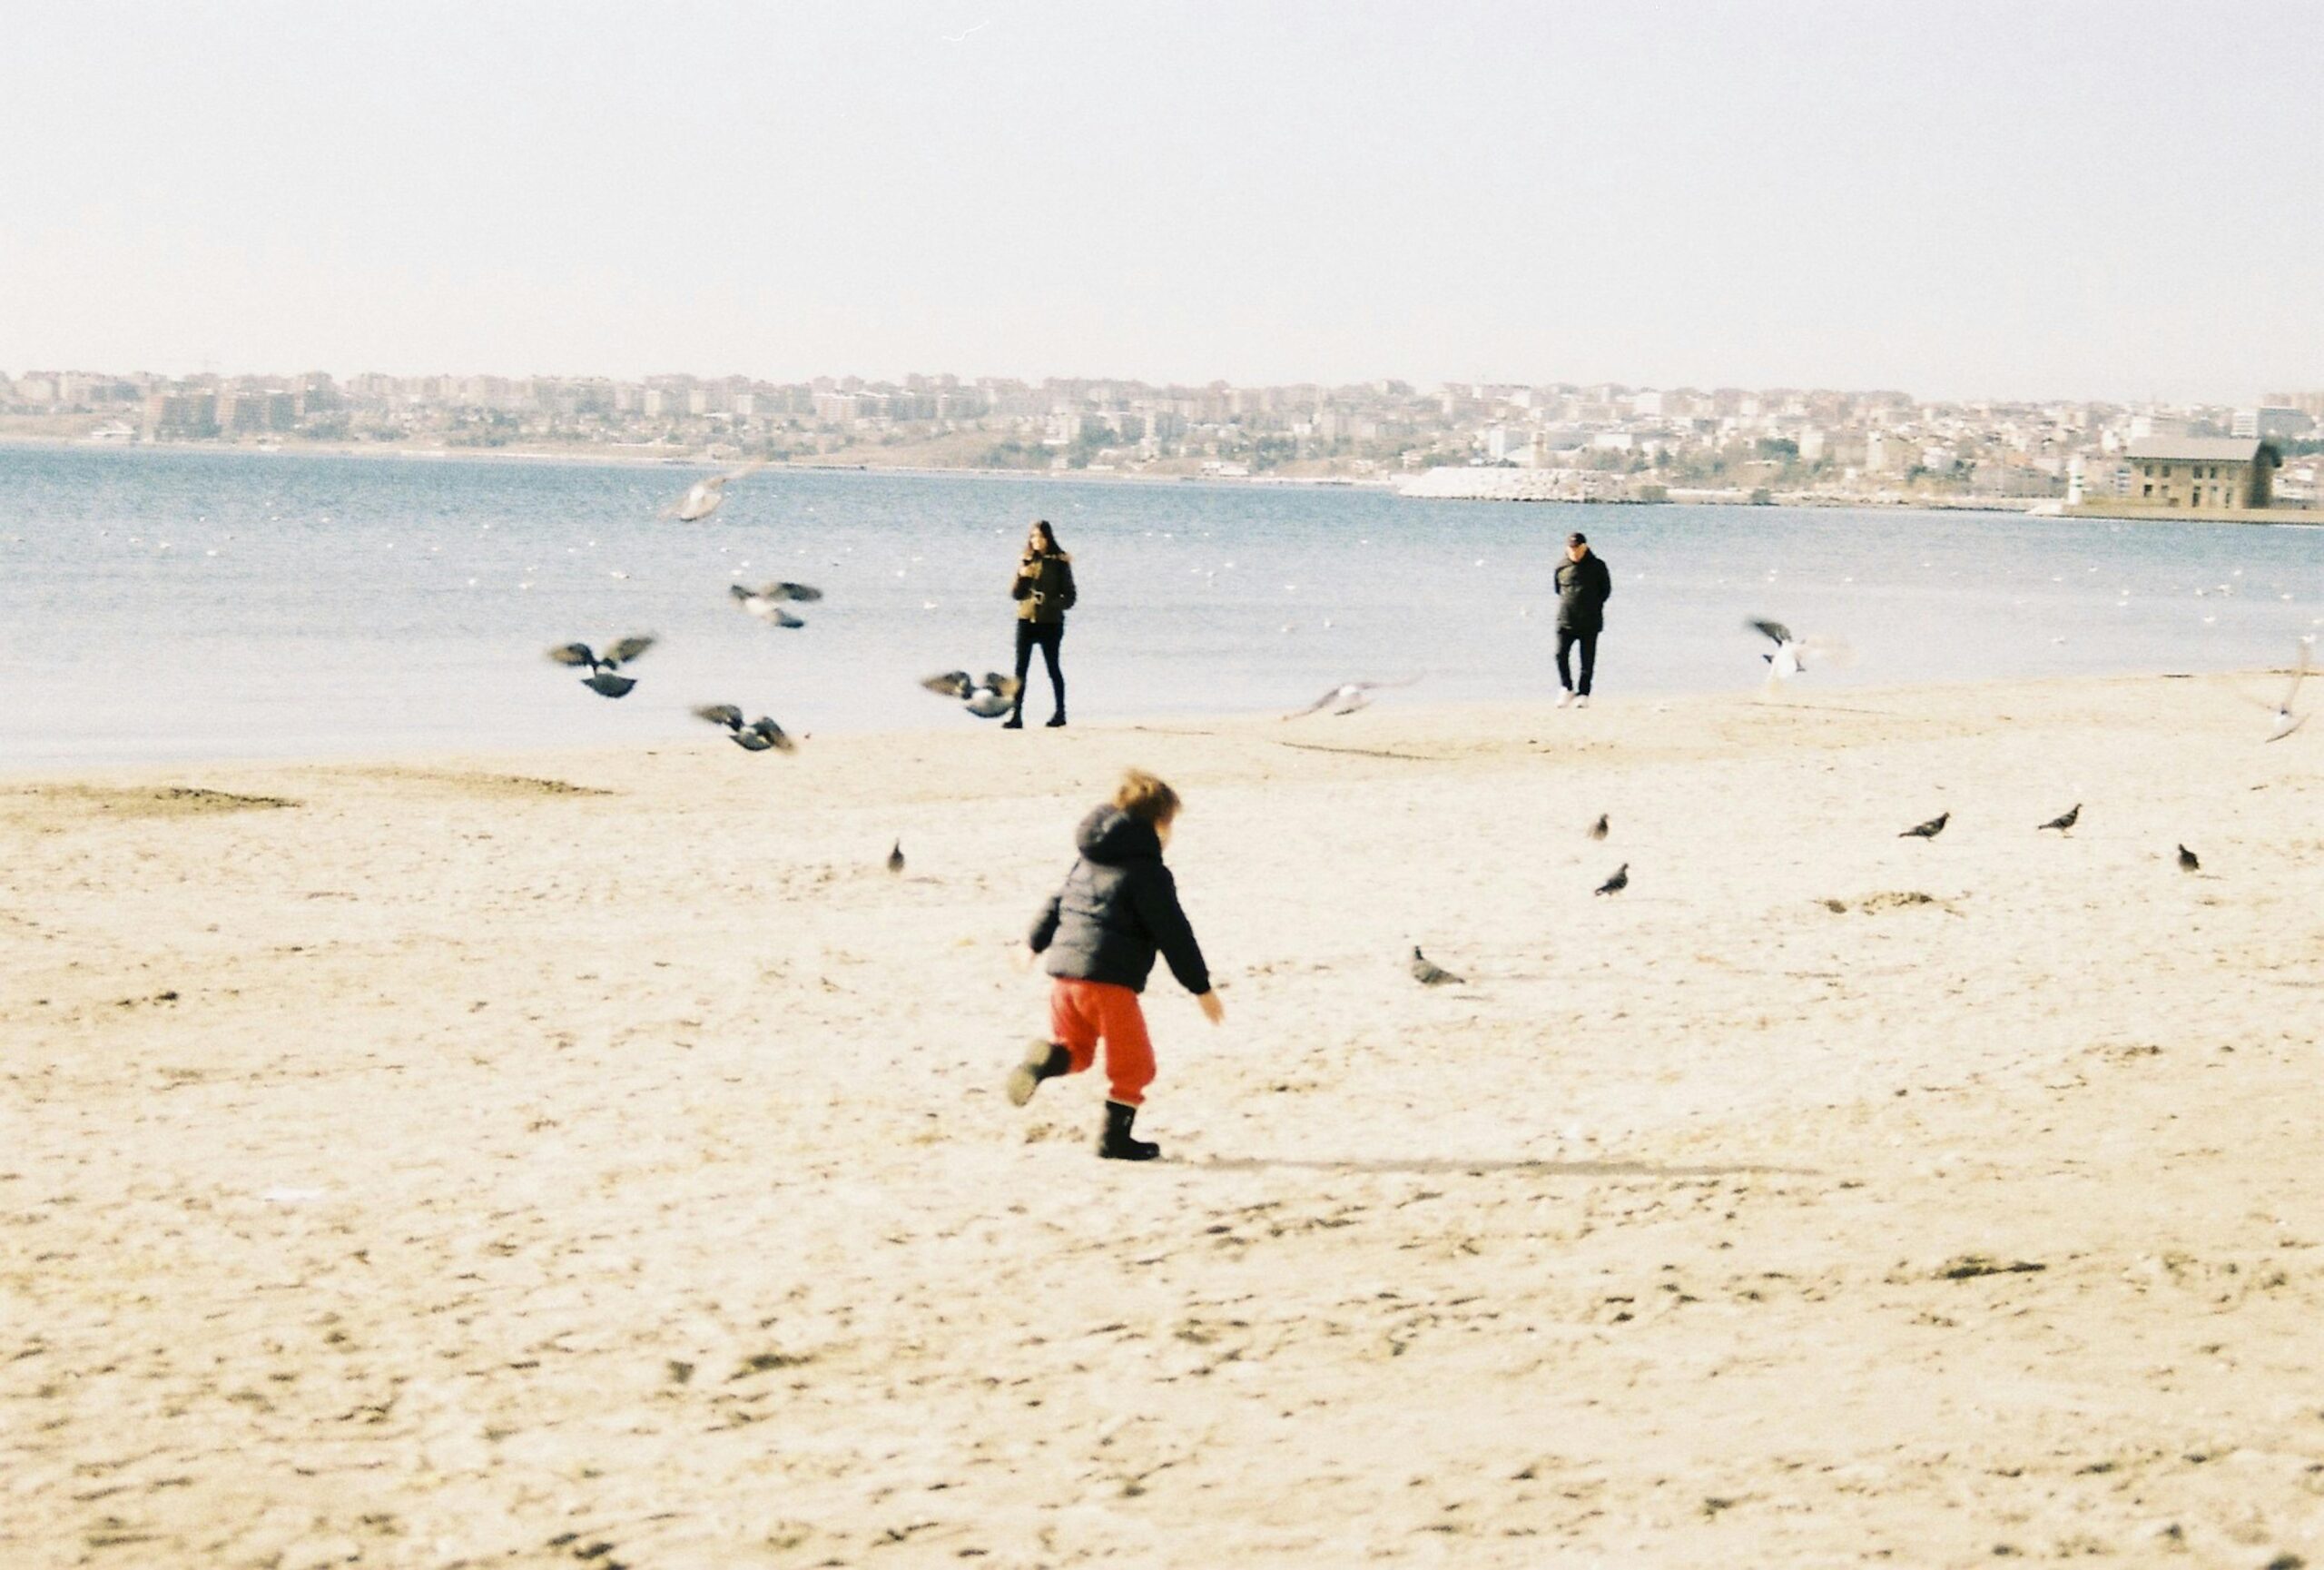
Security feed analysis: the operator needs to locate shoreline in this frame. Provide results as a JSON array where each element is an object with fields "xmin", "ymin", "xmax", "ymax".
[
  {"xmin": 15, "ymin": 433, "xmax": 2283, "ymax": 518},
  {"xmin": 0, "ymin": 667, "xmax": 2291, "ymax": 785}
]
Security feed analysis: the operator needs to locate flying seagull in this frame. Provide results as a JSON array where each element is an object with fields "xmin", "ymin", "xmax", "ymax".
[
  {"xmin": 1748, "ymin": 617, "xmax": 1853, "ymax": 688},
  {"xmin": 1409, "ymin": 946, "xmax": 1462, "ymax": 985},
  {"xmin": 2038, "ymin": 804, "xmax": 2081, "ymax": 833},
  {"xmin": 2260, "ymin": 640, "xmax": 2312, "ymax": 743},
  {"xmin": 921, "ymin": 669, "xmax": 1021, "ymax": 719},
  {"xmin": 886, "ymin": 840, "xmax": 905, "ymax": 875},
  {"xmin": 1587, "ymin": 814, "xmax": 1610, "ymax": 841},
  {"xmin": 1899, "ymin": 812, "xmax": 1950, "ymax": 840},
  {"xmin": 662, "ymin": 459, "xmax": 765, "ymax": 522},
  {"xmin": 1594, "ymin": 863, "xmax": 1629, "ymax": 896},
  {"xmin": 547, "ymin": 636, "xmax": 655, "ymax": 697},
  {"xmin": 2177, "ymin": 844, "xmax": 2200, "ymax": 873},
  {"xmin": 730, "ymin": 580, "xmax": 823, "ymax": 628},
  {"xmin": 1285, "ymin": 676, "xmax": 1421, "ymax": 719},
  {"xmin": 693, "ymin": 704, "xmax": 794, "ymax": 753}
]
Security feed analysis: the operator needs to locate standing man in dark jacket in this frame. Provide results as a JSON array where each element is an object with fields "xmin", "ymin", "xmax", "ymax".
[
  {"xmin": 1553, "ymin": 530, "xmax": 1612, "ymax": 708},
  {"xmin": 1007, "ymin": 519, "xmax": 1076, "ymax": 728},
  {"xmin": 1009, "ymin": 769, "xmax": 1225, "ymax": 1160}
]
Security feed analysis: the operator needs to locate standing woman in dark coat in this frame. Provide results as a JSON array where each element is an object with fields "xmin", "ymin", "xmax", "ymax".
[{"xmin": 1007, "ymin": 519, "xmax": 1077, "ymax": 728}]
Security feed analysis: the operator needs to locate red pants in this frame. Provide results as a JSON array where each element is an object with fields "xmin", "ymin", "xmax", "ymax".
[{"xmin": 1049, "ymin": 978, "xmax": 1156, "ymax": 1107}]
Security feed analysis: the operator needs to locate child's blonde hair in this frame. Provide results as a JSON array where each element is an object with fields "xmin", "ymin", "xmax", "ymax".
[{"xmin": 1112, "ymin": 768, "xmax": 1181, "ymax": 827}]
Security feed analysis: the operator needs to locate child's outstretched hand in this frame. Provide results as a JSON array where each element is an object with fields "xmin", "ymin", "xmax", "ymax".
[{"xmin": 1197, "ymin": 991, "xmax": 1226, "ymax": 1025}]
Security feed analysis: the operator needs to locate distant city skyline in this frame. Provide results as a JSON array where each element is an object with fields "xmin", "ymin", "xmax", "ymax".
[{"xmin": 4, "ymin": 1, "xmax": 2319, "ymax": 403}]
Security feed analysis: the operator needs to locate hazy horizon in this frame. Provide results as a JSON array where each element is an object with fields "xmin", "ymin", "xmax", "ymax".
[{"xmin": 5, "ymin": 1, "xmax": 2319, "ymax": 404}]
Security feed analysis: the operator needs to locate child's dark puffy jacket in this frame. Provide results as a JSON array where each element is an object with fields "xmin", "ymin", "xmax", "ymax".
[{"xmin": 1027, "ymin": 806, "xmax": 1210, "ymax": 995}]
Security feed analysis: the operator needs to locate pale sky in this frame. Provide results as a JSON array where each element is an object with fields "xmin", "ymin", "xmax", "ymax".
[{"xmin": 3, "ymin": 1, "xmax": 2318, "ymax": 402}]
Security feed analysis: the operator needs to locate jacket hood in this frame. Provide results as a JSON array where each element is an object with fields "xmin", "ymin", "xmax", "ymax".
[{"xmin": 1076, "ymin": 805, "xmax": 1160, "ymax": 865}]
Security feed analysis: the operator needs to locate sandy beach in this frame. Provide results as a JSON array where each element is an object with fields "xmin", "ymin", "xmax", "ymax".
[{"xmin": 5, "ymin": 673, "xmax": 2322, "ymax": 1568}]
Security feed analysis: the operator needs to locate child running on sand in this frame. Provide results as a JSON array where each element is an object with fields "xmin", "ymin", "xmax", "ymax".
[{"xmin": 1009, "ymin": 768, "xmax": 1225, "ymax": 1160}]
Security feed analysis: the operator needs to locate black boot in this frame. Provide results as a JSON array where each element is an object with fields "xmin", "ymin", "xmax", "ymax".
[
  {"xmin": 1098, "ymin": 1100, "xmax": 1160, "ymax": 1161},
  {"xmin": 1044, "ymin": 711, "xmax": 1067, "ymax": 728},
  {"xmin": 1001, "ymin": 711, "xmax": 1024, "ymax": 730},
  {"xmin": 1006, "ymin": 1041, "xmax": 1069, "ymax": 1107}
]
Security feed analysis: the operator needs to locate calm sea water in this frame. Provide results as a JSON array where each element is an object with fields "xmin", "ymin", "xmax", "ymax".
[{"xmin": 1, "ymin": 444, "xmax": 2317, "ymax": 767}]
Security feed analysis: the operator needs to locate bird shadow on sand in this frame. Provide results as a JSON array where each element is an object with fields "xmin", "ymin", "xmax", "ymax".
[{"xmin": 1188, "ymin": 1155, "xmax": 1817, "ymax": 1178}]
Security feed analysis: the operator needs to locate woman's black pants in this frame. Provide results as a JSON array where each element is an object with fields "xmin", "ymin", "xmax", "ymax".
[{"xmin": 1013, "ymin": 621, "xmax": 1065, "ymax": 720}]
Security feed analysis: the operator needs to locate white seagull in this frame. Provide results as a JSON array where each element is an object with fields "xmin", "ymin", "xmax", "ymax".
[
  {"xmin": 1284, "ymin": 676, "xmax": 1421, "ymax": 719},
  {"xmin": 663, "ymin": 459, "xmax": 766, "ymax": 522},
  {"xmin": 2260, "ymin": 638, "xmax": 2314, "ymax": 743},
  {"xmin": 1748, "ymin": 617, "xmax": 1853, "ymax": 690}
]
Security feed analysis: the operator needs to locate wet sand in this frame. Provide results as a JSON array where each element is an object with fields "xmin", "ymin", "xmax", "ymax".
[{"xmin": 5, "ymin": 673, "xmax": 2322, "ymax": 1567}]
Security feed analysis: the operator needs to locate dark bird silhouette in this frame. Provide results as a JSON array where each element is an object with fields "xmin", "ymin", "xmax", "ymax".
[
  {"xmin": 1899, "ymin": 812, "xmax": 1950, "ymax": 840},
  {"xmin": 886, "ymin": 840, "xmax": 905, "ymax": 875},
  {"xmin": 1409, "ymin": 946, "xmax": 1462, "ymax": 985},
  {"xmin": 1587, "ymin": 813, "xmax": 1610, "ymax": 841},
  {"xmin": 547, "ymin": 636, "xmax": 655, "ymax": 697},
  {"xmin": 2039, "ymin": 805, "xmax": 2081, "ymax": 833},
  {"xmin": 2177, "ymin": 844, "xmax": 2200, "ymax": 873},
  {"xmin": 1595, "ymin": 863, "xmax": 1629, "ymax": 895},
  {"xmin": 694, "ymin": 703, "xmax": 794, "ymax": 753},
  {"xmin": 730, "ymin": 580, "xmax": 824, "ymax": 628},
  {"xmin": 921, "ymin": 669, "xmax": 1021, "ymax": 719}
]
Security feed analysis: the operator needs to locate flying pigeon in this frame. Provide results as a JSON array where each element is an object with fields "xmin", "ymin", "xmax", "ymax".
[
  {"xmin": 1285, "ymin": 677, "xmax": 1421, "ymax": 719},
  {"xmin": 921, "ymin": 669, "xmax": 1021, "ymax": 719},
  {"xmin": 730, "ymin": 580, "xmax": 823, "ymax": 628},
  {"xmin": 1594, "ymin": 864, "xmax": 1629, "ymax": 896},
  {"xmin": 1899, "ymin": 812, "xmax": 1950, "ymax": 840},
  {"xmin": 886, "ymin": 840, "xmax": 905, "ymax": 875},
  {"xmin": 2038, "ymin": 805, "xmax": 2081, "ymax": 833},
  {"xmin": 2177, "ymin": 844, "xmax": 2200, "ymax": 873},
  {"xmin": 694, "ymin": 703, "xmax": 794, "ymax": 753},
  {"xmin": 662, "ymin": 459, "xmax": 765, "ymax": 522},
  {"xmin": 547, "ymin": 636, "xmax": 655, "ymax": 697},
  {"xmin": 1587, "ymin": 814, "xmax": 1610, "ymax": 841},
  {"xmin": 1748, "ymin": 617, "xmax": 1854, "ymax": 687},
  {"xmin": 2260, "ymin": 640, "xmax": 2311, "ymax": 743},
  {"xmin": 1409, "ymin": 946, "xmax": 1462, "ymax": 985}
]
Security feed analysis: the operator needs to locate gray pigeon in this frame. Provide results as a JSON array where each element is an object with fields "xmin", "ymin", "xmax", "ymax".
[
  {"xmin": 2039, "ymin": 805, "xmax": 2080, "ymax": 833},
  {"xmin": 1899, "ymin": 812, "xmax": 1949, "ymax": 840},
  {"xmin": 1595, "ymin": 863, "xmax": 1629, "ymax": 896},
  {"xmin": 694, "ymin": 703, "xmax": 794, "ymax": 753},
  {"xmin": 2177, "ymin": 844, "xmax": 2199, "ymax": 873},
  {"xmin": 886, "ymin": 840, "xmax": 905, "ymax": 875},
  {"xmin": 1409, "ymin": 946, "xmax": 1462, "ymax": 985},
  {"xmin": 547, "ymin": 635, "xmax": 655, "ymax": 698},
  {"xmin": 731, "ymin": 580, "xmax": 824, "ymax": 628},
  {"xmin": 922, "ymin": 669, "xmax": 1021, "ymax": 720},
  {"xmin": 1588, "ymin": 814, "xmax": 1609, "ymax": 840}
]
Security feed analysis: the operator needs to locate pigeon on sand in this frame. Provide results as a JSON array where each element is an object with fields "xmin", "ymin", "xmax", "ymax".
[
  {"xmin": 2177, "ymin": 844, "xmax": 2200, "ymax": 873},
  {"xmin": 1587, "ymin": 813, "xmax": 1610, "ymax": 840},
  {"xmin": 2038, "ymin": 805, "xmax": 2081, "ymax": 833},
  {"xmin": 1595, "ymin": 864, "xmax": 1629, "ymax": 895},
  {"xmin": 1408, "ymin": 946, "xmax": 1462, "ymax": 985},
  {"xmin": 886, "ymin": 840, "xmax": 905, "ymax": 874},
  {"xmin": 1899, "ymin": 812, "xmax": 1950, "ymax": 840},
  {"xmin": 547, "ymin": 636, "xmax": 654, "ymax": 697}
]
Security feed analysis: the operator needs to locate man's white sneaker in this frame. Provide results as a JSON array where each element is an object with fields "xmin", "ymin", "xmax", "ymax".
[
  {"xmin": 1554, "ymin": 692, "xmax": 1573, "ymax": 708},
  {"xmin": 1573, "ymin": 695, "xmax": 1590, "ymax": 709}
]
